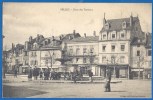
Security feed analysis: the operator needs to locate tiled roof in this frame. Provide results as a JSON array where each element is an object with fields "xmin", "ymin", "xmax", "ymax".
[
  {"xmin": 67, "ymin": 36, "xmax": 99, "ymax": 43},
  {"xmin": 146, "ymin": 33, "xmax": 152, "ymax": 48},
  {"xmin": 61, "ymin": 33, "xmax": 81, "ymax": 42},
  {"xmin": 130, "ymin": 37, "xmax": 145, "ymax": 45},
  {"xmin": 101, "ymin": 17, "xmax": 140, "ymax": 32}
]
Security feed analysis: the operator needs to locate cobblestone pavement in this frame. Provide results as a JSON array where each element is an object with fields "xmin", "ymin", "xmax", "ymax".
[{"xmin": 3, "ymin": 75, "xmax": 151, "ymax": 98}]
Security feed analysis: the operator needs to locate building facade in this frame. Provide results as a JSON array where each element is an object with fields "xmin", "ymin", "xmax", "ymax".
[
  {"xmin": 65, "ymin": 32, "xmax": 99, "ymax": 76},
  {"xmin": 98, "ymin": 15, "xmax": 148, "ymax": 79},
  {"xmin": 3, "ymin": 16, "xmax": 151, "ymax": 79}
]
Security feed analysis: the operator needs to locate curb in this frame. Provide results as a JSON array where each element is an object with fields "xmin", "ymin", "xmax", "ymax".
[{"xmin": 3, "ymin": 79, "xmax": 122, "ymax": 84}]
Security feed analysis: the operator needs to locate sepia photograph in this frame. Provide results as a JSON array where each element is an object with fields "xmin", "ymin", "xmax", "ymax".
[{"xmin": 2, "ymin": 3, "xmax": 152, "ymax": 98}]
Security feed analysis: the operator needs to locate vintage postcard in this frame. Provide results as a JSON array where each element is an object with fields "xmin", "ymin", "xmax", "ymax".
[{"xmin": 2, "ymin": 3, "xmax": 152, "ymax": 98}]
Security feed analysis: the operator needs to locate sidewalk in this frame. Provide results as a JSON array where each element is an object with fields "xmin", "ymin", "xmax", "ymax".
[{"xmin": 3, "ymin": 74, "xmax": 122, "ymax": 84}]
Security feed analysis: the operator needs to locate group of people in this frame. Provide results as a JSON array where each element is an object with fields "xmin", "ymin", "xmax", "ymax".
[
  {"xmin": 27, "ymin": 67, "xmax": 62, "ymax": 81},
  {"xmin": 27, "ymin": 66, "xmax": 112, "ymax": 92}
]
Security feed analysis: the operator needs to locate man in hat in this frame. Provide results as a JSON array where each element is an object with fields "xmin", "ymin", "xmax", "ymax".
[{"xmin": 104, "ymin": 67, "xmax": 112, "ymax": 92}]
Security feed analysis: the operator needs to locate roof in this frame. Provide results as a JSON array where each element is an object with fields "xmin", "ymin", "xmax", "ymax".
[
  {"xmin": 145, "ymin": 33, "xmax": 152, "ymax": 48},
  {"xmin": 67, "ymin": 36, "xmax": 99, "ymax": 43},
  {"xmin": 61, "ymin": 33, "xmax": 81, "ymax": 42},
  {"xmin": 130, "ymin": 37, "xmax": 145, "ymax": 45},
  {"xmin": 101, "ymin": 17, "xmax": 139, "ymax": 32}
]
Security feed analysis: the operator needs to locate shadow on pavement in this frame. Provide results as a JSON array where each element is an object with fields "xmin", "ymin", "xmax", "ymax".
[{"xmin": 3, "ymin": 85, "xmax": 48, "ymax": 98}]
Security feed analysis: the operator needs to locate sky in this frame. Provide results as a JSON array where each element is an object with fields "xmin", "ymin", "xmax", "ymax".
[{"xmin": 3, "ymin": 3, "xmax": 152, "ymax": 50}]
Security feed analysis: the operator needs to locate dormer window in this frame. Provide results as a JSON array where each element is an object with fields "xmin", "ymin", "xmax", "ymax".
[
  {"xmin": 45, "ymin": 41, "xmax": 47, "ymax": 45},
  {"xmin": 138, "ymin": 39, "xmax": 141, "ymax": 43},
  {"xmin": 103, "ymin": 34, "xmax": 106, "ymax": 39},
  {"xmin": 121, "ymin": 33, "xmax": 125, "ymax": 38},
  {"xmin": 105, "ymin": 23, "xmax": 110, "ymax": 29},
  {"xmin": 122, "ymin": 21, "xmax": 127, "ymax": 29},
  {"xmin": 112, "ymin": 34, "xmax": 116, "ymax": 39},
  {"xmin": 34, "ymin": 44, "xmax": 37, "ymax": 48},
  {"xmin": 48, "ymin": 39, "xmax": 50, "ymax": 43}
]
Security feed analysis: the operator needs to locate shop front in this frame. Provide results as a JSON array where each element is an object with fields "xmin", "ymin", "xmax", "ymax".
[{"xmin": 99, "ymin": 65, "xmax": 129, "ymax": 78}]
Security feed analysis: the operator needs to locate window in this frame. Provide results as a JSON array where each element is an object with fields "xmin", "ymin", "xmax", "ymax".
[
  {"xmin": 45, "ymin": 60, "xmax": 48, "ymax": 65},
  {"xmin": 122, "ymin": 22, "xmax": 126, "ymax": 28},
  {"xmin": 102, "ymin": 46, "xmax": 106, "ymax": 52},
  {"xmin": 138, "ymin": 39, "xmax": 141, "ymax": 43},
  {"xmin": 137, "ymin": 50, "xmax": 140, "ymax": 56},
  {"xmin": 24, "ymin": 51, "xmax": 28, "ymax": 56},
  {"xmin": 69, "ymin": 49, "xmax": 73, "ymax": 55},
  {"xmin": 148, "ymin": 50, "xmax": 151, "ymax": 56},
  {"xmin": 76, "ymin": 48, "xmax": 80, "ymax": 55},
  {"xmin": 111, "ymin": 56, "xmax": 115, "ymax": 64},
  {"xmin": 90, "ymin": 57, "xmax": 94, "ymax": 64},
  {"xmin": 137, "ymin": 44, "xmax": 140, "ymax": 47},
  {"xmin": 35, "ymin": 60, "xmax": 37, "ymax": 65},
  {"xmin": 121, "ymin": 45, "xmax": 125, "ymax": 51},
  {"xmin": 121, "ymin": 33, "xmax": 125, "ymax": 38},
  {"xmin": 120, "ymin": 56, "xmax": 125, "ymax": 63},
  {"xmin": 31, "ymin": 52, "xmax": 33, "ymax": 57},
  {"xmin": 112, "ymin": 34, "xmax": 115, "ymax": 39},
  {"xmin": 103, "ymin": 34, "xmax": 106, "ymax": 39},
  {"xmin": 149, "ymin": 61, "xmax": 152, "ymax": 67},
  {"xmin": 80, "ymin": 67, "xmax": 88, "ymax": 74},
  {"xmin": 102, "ymin": 56, "xmax": 106, "ymax": 63},
  {"xmin": 105, "ymin": 23, "xmax": 109, "ymax": 29},
  {"xmin": 83, "ymin": 58, "xmax": 86, "ymax": 63},
  {"xmin": 90, "ymin": 48, "xmax": 94, "ymax": 53},
  {"xmin": 83, "ymin": 48, "xmax": 87, "ymax": 53},
  {"xmin": 111, "ymin": 45, "xmax": 115, "ymax": 52},
  {"xmin": 45, "ymin": 41, "xmax": 47, "ymax": 45},
  {"xmin": 76, "ymin": 58, "xmax": 79, "ymax": 63}
]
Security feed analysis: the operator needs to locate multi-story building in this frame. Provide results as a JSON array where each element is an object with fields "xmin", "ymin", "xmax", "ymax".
[
  {"xmin": 145, "ymin": 33, "xmax": 152, "ymax": 79},
  {"xmin": 3, "ymin": 16, "xmax": 151, "ymax": 79},
  {"xmin": 65, "ymin": 32, "xmax": 99, "ymax": 76},
  {"xmin": 130, "ymin": 33, "xmax": 152, "ymax": 79},
  {"xmin": 27, "ymin": 31, "xmax": 80, "ymax": 72},
  {"xmin": 98, "ymin": 15, "xmax": 145, "ymax": 78}
]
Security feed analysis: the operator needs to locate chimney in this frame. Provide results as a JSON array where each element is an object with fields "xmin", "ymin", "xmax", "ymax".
[
  {"xmin": 93, "ymin": 31, "xmax": 96, "ymax": 37},
  {"xmin": 25, "ymin": 41, "xmax": 29, "ymax": 50},
  {"xmin": 12, "ymin": 43, "xmax": 14, "ymax": 53},
  {"xmin": 29, "ymin": 36, "xmax": 32, "ymax": 42},
  {"xmin": 59, "ymin": 36, "xmax": 62, "ymax": 40},
  {"xmin": 103, "ymin": 13, "xmax": 106, "ymax": 26},
  {"xmin": 52, "ymin": 36, "xmax": 55, "ymax": 41},
  {"xmin": 37, "ymin": 34, "xmax": 39, "ymax": 37},
  {"xmin": 130, "ymin": 13, "xmax": 133, "ymax": 26},
  {"xmin": 84, "ymin": 33, "xmax": 86, "ymax": 38},
  {"xmin": 73, "ymin": 30, "xmax": 76, "ymax": 35},
  {"xmin": 69, "ymin": 35, "xmax": 72, "ymax": 40},
  {"xmin": 48, "ymin": 39, "xmax": 51, "ymax": 43},
  {"xmin": 36, "ymin": 34, "xmax": 40, "ymax": 42}
]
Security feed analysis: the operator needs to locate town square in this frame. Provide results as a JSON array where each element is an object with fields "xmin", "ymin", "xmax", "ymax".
[{"xmin": 2, "ymin": 3, "xmax": 152, "ymax": 98}]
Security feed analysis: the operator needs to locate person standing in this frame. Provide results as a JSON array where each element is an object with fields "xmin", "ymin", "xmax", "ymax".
[
  {"xmin": 28, "ymin": 67, "xmax": 33, "ymax": 81},
  {"xmin": 14, "ymin": 67, "xmax": 18, "ymax": 78},
  {"xmin": 39, "ymin": 69, "xmax": 43, "ymax": 80},
  {"xmin": 88, "ymin": 70, "xmax": 93, "ymax": 82},
  {"xmin": 104, "ymin": 68, "xmax": 112, "ymax": 92},
  {"xmin": 33, "ymin": 67, "xmax": 37, "ymax": 80}
]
